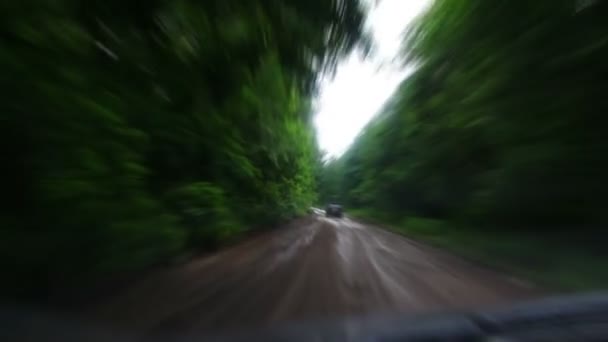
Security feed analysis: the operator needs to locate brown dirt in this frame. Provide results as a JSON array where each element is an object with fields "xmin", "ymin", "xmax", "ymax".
[{"xmin": 86, "ymin": 215, "xmax": 538, "ymax": 337}]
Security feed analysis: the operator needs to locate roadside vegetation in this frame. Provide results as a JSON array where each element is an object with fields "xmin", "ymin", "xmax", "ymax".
[
  {"xmin": 1, "ymin": 0, "xmax": 367, "ymax": 299},
  {"xmin": 349, "ymin": 209, "xmax": 608, "ymax": 291},
  {"xmin": 323, "ymin": 0, "xmax": 608, "ymax": 291}
]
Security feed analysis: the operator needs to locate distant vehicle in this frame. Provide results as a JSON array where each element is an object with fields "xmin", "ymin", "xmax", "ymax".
[{"xmin": 325, "ymin": 204, "xmax": 343, "ymax": 218}]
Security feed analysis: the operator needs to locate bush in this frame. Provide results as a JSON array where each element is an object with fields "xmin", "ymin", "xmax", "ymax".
[{"xmin": 166, "ymin": 182, "xmax": 243, "ymax": 248}]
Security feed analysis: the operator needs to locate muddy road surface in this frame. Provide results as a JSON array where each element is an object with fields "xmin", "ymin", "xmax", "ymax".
[{"xmin": 88, "ymin": 214, "xmax": 536, "ymax": 336}]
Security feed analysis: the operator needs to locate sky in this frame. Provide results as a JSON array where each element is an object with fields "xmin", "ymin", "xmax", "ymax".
[{"xmin": 314, "ymin": 0, "xmax": 430, "ymax": 158}]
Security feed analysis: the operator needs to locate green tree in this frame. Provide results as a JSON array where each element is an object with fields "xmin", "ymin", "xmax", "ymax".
[
  {"xmin": 1, "ymin": 0, "xmax": 367, "ymax": 299},
  {"xmin": 327, "ymin": 0, "xmax": 608, "ymax": 227}
]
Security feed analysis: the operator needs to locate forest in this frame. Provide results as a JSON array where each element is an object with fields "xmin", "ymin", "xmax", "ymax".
[
  {"xmin": 320, "ymin": 0, "xmax": 608, "ymax": 289},
  {"xmin": 4, "ymin": 0, "xmax": 608, "ymax": 301},
  {"xmin": 1, "ymin": 0, "xmax": 366, "ymax": 299}
]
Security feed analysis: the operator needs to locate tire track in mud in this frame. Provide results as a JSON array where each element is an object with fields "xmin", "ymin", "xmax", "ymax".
[{"xmin": 87, "ymin": 215, "xmax": 537, "ymax": 336}]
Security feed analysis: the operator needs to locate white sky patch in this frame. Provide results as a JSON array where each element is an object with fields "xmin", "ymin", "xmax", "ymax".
[{"xmin": 314, "ymin": 0, "xmax": 431, "ymax": 158}]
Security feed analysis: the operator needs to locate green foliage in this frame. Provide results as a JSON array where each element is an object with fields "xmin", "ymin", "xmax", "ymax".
[
  {"xmin": 1, "ymin": 0, "xmax": 366, "ymax": 298},
  {"xmin": 315, "ymin": 0, "xmax": 608, "ymax": 291},
  {"xmin": 321, "ymin": 0, "xmax": 608, "ymax": 289},
  {"xmin": 166, "ymin": 183, "xmax": 241, "ymax": 248},
  {"xmin": 353, "ymin": 210, "xmax": 608, "ymax": 291},
  {"xmin": 324, "ymin": 0, "xmax": 608, "ymax": 228}
]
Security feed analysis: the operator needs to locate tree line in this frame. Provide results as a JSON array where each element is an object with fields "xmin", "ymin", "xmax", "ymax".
[
  {"xmin": 322, "ymin": 0, "xmax": 608, "ymax": 230},
  {"xmin": 1, "ymin": 0, "xmax": 366, "ymax": 299}
]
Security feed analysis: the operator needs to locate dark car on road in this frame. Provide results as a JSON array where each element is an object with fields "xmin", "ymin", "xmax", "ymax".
[{"xmin": 325, "ymin": 204, "xmax": 343, "ymax": 218}]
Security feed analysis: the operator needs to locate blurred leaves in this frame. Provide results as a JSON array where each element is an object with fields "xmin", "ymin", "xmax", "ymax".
[
  {"xmin": 322, "ymin": 0, "xmax": 608, "ymax": 228},
  {"xmin": 0, "ymin": 0, "xmax": 366, "ymax": 298}
]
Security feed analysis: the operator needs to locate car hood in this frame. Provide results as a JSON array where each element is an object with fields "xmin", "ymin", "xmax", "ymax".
[{"xmin": 2, "ymin": 292, "xmax": 608, "ymax": 341}]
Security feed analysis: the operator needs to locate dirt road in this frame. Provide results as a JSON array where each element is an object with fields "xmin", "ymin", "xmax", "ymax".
[{"xmin": 89, "ymin": 214, "xmax": 536, "ymax": 336}]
